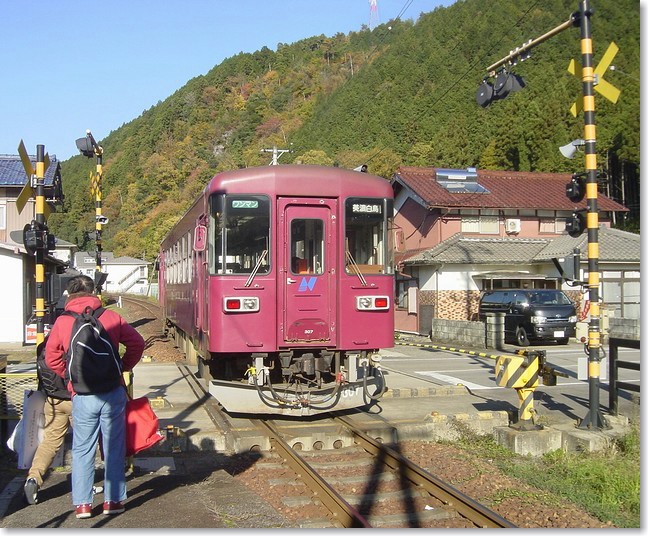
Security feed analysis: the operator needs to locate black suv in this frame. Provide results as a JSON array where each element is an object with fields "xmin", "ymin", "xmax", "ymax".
[{"xmin": 479, "ymin": 289, "xmax": 577, "ymax": 346}]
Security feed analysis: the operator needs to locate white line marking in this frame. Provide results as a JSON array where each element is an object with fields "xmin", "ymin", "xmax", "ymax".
[{"xmin": 414, "ymin": 371, "xmax": 496, "ymax": 391}]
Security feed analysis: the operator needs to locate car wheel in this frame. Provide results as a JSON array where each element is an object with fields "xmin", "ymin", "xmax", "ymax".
[{"xmin": 515, "ymin": 327, "xmax": 530, "ymax": 347}]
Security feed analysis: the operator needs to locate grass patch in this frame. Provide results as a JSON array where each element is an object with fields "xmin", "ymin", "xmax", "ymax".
[{"xmin": 451, "ymin": 423, "xmax": 640, "ymax": 528}]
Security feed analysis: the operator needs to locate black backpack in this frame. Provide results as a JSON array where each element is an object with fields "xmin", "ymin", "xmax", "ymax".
[
  {"xmin": 36, "ymin": 336, "xmax": 71, "ymax": 400},
  {"xmin": 63, "ymin": 307, "xmax": 123, "ymax": 394}
]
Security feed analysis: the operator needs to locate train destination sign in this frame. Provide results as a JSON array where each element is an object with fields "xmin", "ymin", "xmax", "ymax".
[
  {"xmin": 232, "ymin": 200, "xmax": 259, "ymax": 209},
  {"xmin": 351, "ymin": 203, "xmax": 382, "ymax": 214}
]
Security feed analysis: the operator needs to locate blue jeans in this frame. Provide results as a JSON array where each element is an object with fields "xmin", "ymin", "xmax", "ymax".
[{"xmin": 71, "ymin": 386, "xmax": 127, "ymax": 506}]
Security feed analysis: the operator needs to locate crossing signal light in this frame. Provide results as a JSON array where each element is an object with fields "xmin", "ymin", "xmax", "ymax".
[
  {"xmin": 22, "ymin": 221, "xmax": 56, "ymax": 255},
  {"xmin": 476, "ymin": 69, "xmax": 526, "ymax": 107},
  {"xmin": 565, "ymin": 211, "xmax": 586, "ymax": 237},
  {"xmin": 76, "ymin": 136, "xmax": 95, "ymax": 158},
  {"xmin": 566, "ymin": 173, "xmax": 586, "ymax": 202},
  {"xmin": 46, "ymin": 231, "xmax": 56, "ymax": 252},
  {"xmin": 23, "ymin": 222, "xmax": 40, "ymax": 255}
]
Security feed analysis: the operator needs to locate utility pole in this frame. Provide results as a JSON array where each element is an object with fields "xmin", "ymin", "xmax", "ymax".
[{"xmin": 261, "ymin": 146, "xmax": 291, "ymax": 165}]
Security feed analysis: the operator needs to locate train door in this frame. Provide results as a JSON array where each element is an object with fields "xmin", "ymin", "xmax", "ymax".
[
  {"xmin": 278, "ymin": 199, "xmax": 337, "ymax": 345},
  {"xmin": 193, "ymin": 221, "xmax": 207, "ymax": 335}
]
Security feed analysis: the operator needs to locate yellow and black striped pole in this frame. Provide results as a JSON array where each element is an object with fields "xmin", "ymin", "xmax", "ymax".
[
  {"xmin": 91, "ymin": 134, "xmax": 105, "ymax": 298},
  {"xmin": 34, "ymin": 145, "xmax": 47, "ymax": 346},
  {"xmin": 76, "ymin": 130, "xmax": 105, "ymax": 297},
  {"xmin": 577, "ymin": 0, "xmax": 607, "ymax": 430}
]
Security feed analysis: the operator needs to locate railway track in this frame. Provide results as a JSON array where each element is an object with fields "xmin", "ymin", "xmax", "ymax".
[
  {"xmin": 258, "ymin": 417, "xmax": 515, "ymax": 528},
  {"xmin": 175, "ymin": 360, "xmax": 515, "ymax": 529},
  {"xmin": 117, "ymin": 294, "xmax": 162, "ymax": 320}
]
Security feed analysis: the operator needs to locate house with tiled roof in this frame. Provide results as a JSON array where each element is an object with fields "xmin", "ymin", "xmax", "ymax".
[
  {"xmin": 0, "ymin": 154, "xmax": 63, "ymax": 243},
  {"xmin": 0, "ymin": 154, "xmax": 67, "ymax": 342},
  {"xmin": 390, "ymin": 166, "xmax": 635, "ymax": 336}
]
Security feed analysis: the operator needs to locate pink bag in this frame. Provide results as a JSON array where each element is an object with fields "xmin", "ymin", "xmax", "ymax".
[{"xmin": 125, "ymin": 397, "xmax": 164, "ymax": 456}]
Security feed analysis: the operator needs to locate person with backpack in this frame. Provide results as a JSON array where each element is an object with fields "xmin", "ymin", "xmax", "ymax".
[
  {"xmin": 44, "ymin": 275, "xmax": 145, "ymax": 519},
  {"xmin": 23, "ymin": 337, "xmax": 73, "ymax": 505}
]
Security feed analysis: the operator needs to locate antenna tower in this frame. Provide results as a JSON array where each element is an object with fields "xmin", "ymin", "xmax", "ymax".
[{"xmin": 369, "ymin": 0, "xmax": 380, "ymax": 30}]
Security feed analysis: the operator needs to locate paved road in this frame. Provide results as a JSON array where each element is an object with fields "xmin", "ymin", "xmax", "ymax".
[{"xmin": 380, "ymin": 340, "xmax": 641, "ymax": 425}]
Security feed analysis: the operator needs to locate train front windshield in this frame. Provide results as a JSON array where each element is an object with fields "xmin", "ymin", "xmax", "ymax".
[
  {"xmin": 209, "ymin": 194, "xmax": 270, "ymax": 274},
  {"xmin": 345, "ymin": 198, "xmax": 393, "ymax": 275}
]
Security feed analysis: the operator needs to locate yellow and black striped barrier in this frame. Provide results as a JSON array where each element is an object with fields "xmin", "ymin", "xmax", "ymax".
[
  {"xmin": 495, "ymin": 353, "xmax": 541, "ymax": 430},
  {"xmin": 395, "ymin": 341, "xmax": 502, "ymax": 361}
]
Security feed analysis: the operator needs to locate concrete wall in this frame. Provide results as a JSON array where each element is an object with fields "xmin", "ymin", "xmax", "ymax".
[
  {"xmin": 609, "ymin": 318, "xmax": 640, "ymax": 340},
  {"xmin": 429, "ymin": 318, "xmax": 485, "ymax": 347}
]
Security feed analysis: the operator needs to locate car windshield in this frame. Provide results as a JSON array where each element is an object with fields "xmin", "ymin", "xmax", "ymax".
[{"xmin": 527, "ymin": 291, "xmax": 572, "ymax": 305}]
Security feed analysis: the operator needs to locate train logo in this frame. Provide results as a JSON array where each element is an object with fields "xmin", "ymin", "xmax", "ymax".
[{"xmin": 298, "ymin": 277, "xmax": 317, "ymax": 292}]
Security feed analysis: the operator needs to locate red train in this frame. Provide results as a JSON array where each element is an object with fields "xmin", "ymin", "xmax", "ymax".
[{"xmin": 159, "ymin": 165, "xmax": 394, "ymax": 416}]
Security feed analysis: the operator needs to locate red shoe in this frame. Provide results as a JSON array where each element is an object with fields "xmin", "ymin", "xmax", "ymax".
[
  {"xmin": 103, "ymin": 501, "xmax": 125, "ymax": 515},
  {"xmin": 75, "ymin": 504, "xmax": 92, "ymax": 519}
]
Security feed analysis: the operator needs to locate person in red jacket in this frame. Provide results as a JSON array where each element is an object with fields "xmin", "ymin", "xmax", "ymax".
[{"xmin": 45, "ymin": 275, "xmax": 145, "ymax": 519}]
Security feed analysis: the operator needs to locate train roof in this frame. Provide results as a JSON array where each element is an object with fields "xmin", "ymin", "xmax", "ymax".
[{"xmin": 205, "ymin": 164, "xmax": 393, "ymax": 199}]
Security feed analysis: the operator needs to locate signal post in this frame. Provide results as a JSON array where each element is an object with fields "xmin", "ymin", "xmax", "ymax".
[
  {"xmin": 76, "ymin": 130, "xmax": 107, "ymax": 297},
  {"xmin": 575, "ymin": 0, "xmax": 606, "ymax": 430},
  {"xmin": 15, "ymin": 141, "xmax": 56, "ymax": 346},
  {"xmin": 33, "ymin": 145, "xmax": 48, "ymax": 346}
]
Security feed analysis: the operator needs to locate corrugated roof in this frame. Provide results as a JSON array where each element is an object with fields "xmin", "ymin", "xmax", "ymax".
[
  {"xmin": 404, "ymin": 226, "xmax": 640, "ymax": 266},
  {"xmin": 393, "ymin": 167, "xmax": 628, "ymax": 212},
  {"xmin": 0, "ymin": 154, "xmax": 60, "ymax": 186}
]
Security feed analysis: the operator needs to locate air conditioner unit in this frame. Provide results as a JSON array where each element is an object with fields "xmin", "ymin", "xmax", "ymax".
[{"xmin": 505, "ymin": 218, "xmax": 521, "ymax": 233}]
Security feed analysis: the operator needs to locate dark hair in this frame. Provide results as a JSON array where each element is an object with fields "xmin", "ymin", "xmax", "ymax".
[{"xmin": 67, "ymin": 275, "xmax": 95, "ymax": 295}]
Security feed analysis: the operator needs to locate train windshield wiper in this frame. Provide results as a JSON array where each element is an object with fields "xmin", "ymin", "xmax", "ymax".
[
  {"xmin": 345, "ymin": 249, "xmax": 367, "ymax": 287},
  {"xmin": 245, "ymin": 249, "xmax": 268, "ymax": 287}
]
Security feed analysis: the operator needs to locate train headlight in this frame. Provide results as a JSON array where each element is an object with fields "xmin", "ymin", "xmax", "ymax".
[
  {"xmin": 356, "ymin": 296, "xmax": 390, "ymax": 311},
  {"xmin": 224, "ymin": 296, "xmax": 260, "ymax": 312}
]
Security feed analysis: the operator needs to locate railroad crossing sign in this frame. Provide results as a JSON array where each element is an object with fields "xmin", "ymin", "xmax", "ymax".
[
  {"xmin": 16, "ymin": 139, "xmax": 51, "ymax": 217},
  {"xmin": 568, "ymin": 41, "xmax": 621, "ymax": 116}
]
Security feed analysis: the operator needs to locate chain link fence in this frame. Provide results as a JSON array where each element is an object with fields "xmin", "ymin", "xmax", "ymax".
[{"xmin": 0, "ymin": 373, "xmax": 38, "ymax": 443}]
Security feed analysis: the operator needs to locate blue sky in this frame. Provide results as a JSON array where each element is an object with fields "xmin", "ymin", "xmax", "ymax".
[{"xmin": 1, "ymin": 0, "xmax": 454, "ymax": 161}]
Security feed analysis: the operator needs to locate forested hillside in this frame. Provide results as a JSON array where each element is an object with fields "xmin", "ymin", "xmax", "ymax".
[{"xmin": 49, "ymin": 0, "xmax": 640, "ymax": 261}]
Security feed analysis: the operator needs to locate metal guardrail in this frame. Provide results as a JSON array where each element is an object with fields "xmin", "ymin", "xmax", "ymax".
[{"xmin": 608, "ymin": 338, "xmax": 640, "ymax": 416}]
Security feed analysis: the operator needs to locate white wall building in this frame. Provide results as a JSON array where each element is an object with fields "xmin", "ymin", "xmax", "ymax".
[
  {"xmin": 0, "ymin": 244, "xmax": 29, "ymax": 343},
  {"xmin": 73, "ymin": 251, "xmax": 151, "ymax": 295}
]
